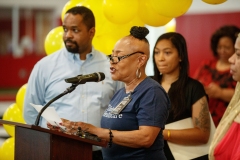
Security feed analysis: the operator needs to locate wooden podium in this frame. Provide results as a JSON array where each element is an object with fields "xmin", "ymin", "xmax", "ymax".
[{"xmin": 0, "ymin": 119, "xmax": 107, "ymax": 160}]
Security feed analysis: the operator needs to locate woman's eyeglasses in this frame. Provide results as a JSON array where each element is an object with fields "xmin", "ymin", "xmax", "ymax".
[{"xmin": 109, "ymin": 51, "xmax": 144, "ymax": 63}]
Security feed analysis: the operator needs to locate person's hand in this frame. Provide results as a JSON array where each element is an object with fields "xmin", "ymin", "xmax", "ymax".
[
  {"xmin": 204, "ymin": 82, "xmax": 222, "ymax": 98},
  {"xmin": 60, "ymin": 120, "xmax": 97, "ymax": 136},
  {"xmin": 47, "ymin": 122, "xmax": 61, "ymax": 132},
  {"xmin": 59, "ymin": 118, "xmax": 78, "ymax": 135},
  {"xmin": 46, "ymin": 119, "xmax": 74, "ymax": 134}
]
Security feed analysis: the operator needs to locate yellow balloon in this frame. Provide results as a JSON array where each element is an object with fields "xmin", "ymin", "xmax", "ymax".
[
  {"xmin": 44, "ymin": 26, "xmax": 65, "ymax": 55},
  {"xmin": 0, "ymin": 146, "xmax": 2, "ymax": 157},
  {"xmin": 81, "ymin": 0, "xmax": 106, "ymax": 27},
  {"xmin": 3, "ymin": 103, "xmax": 26, "ymax": 137},
  {"xmin": 93, "ymin": 20, "xmax": 133, "ymax": 55},
  {"xmin": 93, "ymin": 21, "xmax": 118, "ymax": 54},
  {"xmin": 81, "ymin": 0, "xmax": 109, "ymax": 42},
  {"xmin": 117, "ymin": 16, "xmax": 145, "ymax": 36},
  {"xmin": 93, "ymin": 34, "xmax": 119, "ymax": 55},
  {"xmin": 126, "ymin": 16, "xmax": 145, "ymax": 28},
  {"xmin": 166, "ymin": 25, "xmax": 176, "ymax": 32},
  {"xmin": 102, "ymin": 0, "xmax": 139, "ymax": 24},
  {"xmin": 61, "ymin": 0, "xmax": 84, "ymax": 22},
  {"xmin": 0, "ymin": 137, "xmax": 15, "ymax": 160},
  {"xmin": 16, "ymin": 83, "xmax": 27, "ymax": 112},
  {"xmin": 138, "ymin": 0, "xmax": 172, "ymax": 27},
  {"xmin": 150, "ymin": 0, "xmax": 192, "ymax": 18},
  {"xmin": 202, "ymin": 0, "xmax": 226, "ymax": 4},
  {"xmin": 93, "ymin": 16, "xmax": 145, "ymax": 55},
  {"xmin": 165, "ymin": 19, "xmax": 176, "ymax": 32}
]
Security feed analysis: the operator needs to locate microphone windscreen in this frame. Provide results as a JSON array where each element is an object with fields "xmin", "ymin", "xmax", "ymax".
[{"xmin": 98, "ymin": 72, "xmax": 105, "ymax": 81}]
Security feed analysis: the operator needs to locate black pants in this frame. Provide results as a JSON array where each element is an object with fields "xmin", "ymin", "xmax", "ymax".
[{"xmin": 92, "ymin": 150, "xmax": 103, "ymax": 160}]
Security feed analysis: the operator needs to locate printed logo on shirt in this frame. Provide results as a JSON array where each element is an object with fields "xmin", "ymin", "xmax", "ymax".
[{"xmin": 103, "ymin": 104, "xmax": 123, "ymax": 119}]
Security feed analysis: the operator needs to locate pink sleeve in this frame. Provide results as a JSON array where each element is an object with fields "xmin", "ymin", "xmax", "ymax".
[{"xmin": 214, "ymin": 121, "xmax": 240, "ymax": 160}]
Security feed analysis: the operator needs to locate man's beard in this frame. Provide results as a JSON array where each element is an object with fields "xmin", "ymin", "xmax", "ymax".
[{"xmin": 64, "ymin": 40, "xmax": 79, "ymax": 53}]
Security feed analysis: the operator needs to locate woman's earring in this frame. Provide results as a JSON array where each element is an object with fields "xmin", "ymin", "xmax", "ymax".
[{"xmin": 136, "ymin": 68, "xmax": 141, "ymax": 79}]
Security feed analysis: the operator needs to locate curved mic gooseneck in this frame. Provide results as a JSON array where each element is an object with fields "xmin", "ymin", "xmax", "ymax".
[{"xmin": 34, "ymin": 83, "xmax": 78, "ymax": 126}]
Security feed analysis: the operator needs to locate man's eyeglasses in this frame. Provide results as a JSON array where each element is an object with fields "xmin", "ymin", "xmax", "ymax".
[{"xmin": 109, "ymin": 51, "xmax": 144, "ymax": 63}]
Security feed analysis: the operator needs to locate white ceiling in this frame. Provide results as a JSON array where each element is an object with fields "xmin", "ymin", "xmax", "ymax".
[{"xmin": 0, "ymin": 0, "xmax": 239, "ymax": 16}]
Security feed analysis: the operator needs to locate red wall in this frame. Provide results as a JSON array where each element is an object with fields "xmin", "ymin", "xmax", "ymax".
[
  {"xmin": 0, "ymin": 55, "xmax": 44, "ymax": 88},
  {"xmin": 176, "ymin": 12, "xmax": 240, "ymax": 77},
  {"xmin": 0, "ymin": 14, "xmax": 60, "ymax": 89}
]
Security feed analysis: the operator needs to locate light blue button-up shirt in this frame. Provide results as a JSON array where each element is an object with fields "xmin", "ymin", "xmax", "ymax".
[{"xmin": 23, "ymin": 47, "xmax": 123, "ymax": 130}]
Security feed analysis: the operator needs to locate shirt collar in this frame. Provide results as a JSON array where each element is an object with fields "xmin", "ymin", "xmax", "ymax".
[{"xmin": 65, "ymin": 47, "xmax": 95, "ymax": 63}]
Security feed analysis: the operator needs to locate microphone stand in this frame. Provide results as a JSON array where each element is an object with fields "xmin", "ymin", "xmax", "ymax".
[{"xmin": 34, "ymin": 83, "xmax": 79, "ymax": 126}]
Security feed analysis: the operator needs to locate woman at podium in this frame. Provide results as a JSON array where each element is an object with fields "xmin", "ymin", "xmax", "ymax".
[{"xmin": 48, "ymin": 26, "xmax": 170, "ymax": 160}]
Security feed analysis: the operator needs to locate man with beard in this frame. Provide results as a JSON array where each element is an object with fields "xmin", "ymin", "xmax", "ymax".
[{"xmin": 23, "ymin": 6, "xmax": 123, "ymax": 160}]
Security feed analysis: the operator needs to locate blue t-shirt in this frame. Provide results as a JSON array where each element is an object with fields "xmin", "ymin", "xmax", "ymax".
[{"xmin": 101, "ymin": 77, "xmax": 170, "ymax": 160}]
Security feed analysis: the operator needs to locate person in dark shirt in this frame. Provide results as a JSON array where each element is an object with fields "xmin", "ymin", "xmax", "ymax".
[
  {"xmin": 49, "ymin": 26, "xmax": 170, "ymax": 160},
  {"xmin": 152, "ymin": 32, "xmax": 210, "ymax": 160}
]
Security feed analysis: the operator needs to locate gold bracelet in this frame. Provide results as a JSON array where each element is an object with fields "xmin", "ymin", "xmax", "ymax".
[{"xmin": 167, "ymin": 130, "xmax": 171, "ymax": 140}]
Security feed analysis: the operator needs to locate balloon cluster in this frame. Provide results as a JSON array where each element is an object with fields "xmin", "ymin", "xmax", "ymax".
[
  {"xmin": 0, "ymin": 84, "xmax": 27, "ymax": 159},
  {"xmin": 44, "ymin": 0, "xmax": 192, "ymax": 56},
  {"xmin": 44, "ymin": 0, "xmax": 226, "ymax": 56}
]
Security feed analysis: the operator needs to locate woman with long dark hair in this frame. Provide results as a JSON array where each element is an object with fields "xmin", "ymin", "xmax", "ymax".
[{"xmin": 152, "ymin": 32, "xmax": 210, "ymax": 160}]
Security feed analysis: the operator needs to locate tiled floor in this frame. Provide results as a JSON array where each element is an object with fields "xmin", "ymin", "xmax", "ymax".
[{"xmin": 0, "ymin": 101, "xmax": 13, "ymax": 146}]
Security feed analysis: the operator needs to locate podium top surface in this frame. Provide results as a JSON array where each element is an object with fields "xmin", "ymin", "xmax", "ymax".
[{"xmin": 0, "ymin": 119, "xmax": 107, "ymax": 147}]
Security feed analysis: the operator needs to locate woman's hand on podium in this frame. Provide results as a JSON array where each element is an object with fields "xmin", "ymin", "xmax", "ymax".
[{"xmin": 47, "ymin": 121, "xmax": 67, "ymax": 133}]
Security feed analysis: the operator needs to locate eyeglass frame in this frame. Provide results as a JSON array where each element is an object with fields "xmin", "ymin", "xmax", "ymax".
[{"xmin": 109, "ymin": 51, "xmax": 144, "ymax": 63}]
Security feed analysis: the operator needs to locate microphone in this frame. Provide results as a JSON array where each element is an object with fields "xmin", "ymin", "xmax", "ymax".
[{"xmin": 65, "ymin": 72, "xmax": 105, "ymax": 84}]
